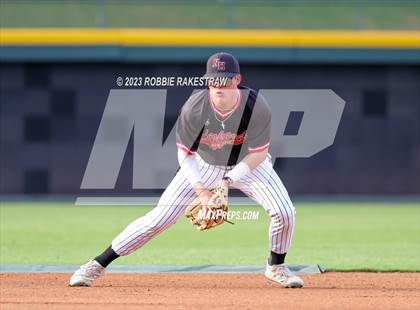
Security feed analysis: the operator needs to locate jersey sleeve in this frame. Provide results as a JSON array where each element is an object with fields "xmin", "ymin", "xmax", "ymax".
[
  {"xmin": 246, "ymin": 95, "xmax": 271, "ymax": 153},
  {"xmin": 176, "ymin": 93, "xmax": 205, "ymax": 155}
]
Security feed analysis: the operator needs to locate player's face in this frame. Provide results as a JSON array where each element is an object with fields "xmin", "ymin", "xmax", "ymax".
[{"xmin": 208, "ymin": 75, "xmax": 241, "ymax": 107}]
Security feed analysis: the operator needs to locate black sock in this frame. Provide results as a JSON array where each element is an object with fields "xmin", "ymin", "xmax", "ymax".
[
  {"xmin": 268, "ymin": 251, "xmax": 286, "ymax": 266},
  {"xmin": 94, "ymin": 245, "xmax": 119, "ymax": 267}
]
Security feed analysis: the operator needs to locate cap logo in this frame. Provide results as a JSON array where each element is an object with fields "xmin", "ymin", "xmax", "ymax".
[{"xmin": 212, "ymin": 58, "xmax": 225, "ymax": 71}]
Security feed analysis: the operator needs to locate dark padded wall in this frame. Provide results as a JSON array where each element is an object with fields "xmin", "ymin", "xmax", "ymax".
[{"xmin": 1, "ymin": 63, "xmax": 419, "ymax": 195}]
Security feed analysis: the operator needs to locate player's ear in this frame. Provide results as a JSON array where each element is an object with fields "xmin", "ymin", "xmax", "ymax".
[{"xmin": 234, "ymin": 74, "xmax": 242, "ymax": 85}]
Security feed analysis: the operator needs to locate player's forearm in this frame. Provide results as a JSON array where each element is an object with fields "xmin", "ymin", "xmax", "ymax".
[
  {"xmin": 224, "ymin": 148, "xmax": 268, "ymax": 183},
  {"xmin": 177, "ymin": 149, "xmax": 202, "ymax": 187}
]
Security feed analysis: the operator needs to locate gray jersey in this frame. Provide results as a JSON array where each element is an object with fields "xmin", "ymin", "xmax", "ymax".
[{"xmin": 176, "ymin": 86, "xmax": 271, "ymax": 166}]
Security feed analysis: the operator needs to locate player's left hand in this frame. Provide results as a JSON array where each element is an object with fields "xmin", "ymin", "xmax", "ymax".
[
  {"xmin": 216, "ymin": 177, "xmax": 231, "ymax": 202},
  {"xmin": 211, "ymin": 180, "xmax": 229, "ymax": 208}
]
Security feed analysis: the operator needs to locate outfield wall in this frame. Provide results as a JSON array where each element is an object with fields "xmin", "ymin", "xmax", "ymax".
[
  {"xmin": 1, "ymin": 28, "xmax": 419, "ymax": 195},
  {"xmin": 1, "ymin": 29, "xmax": 419, "ymax": 63}
]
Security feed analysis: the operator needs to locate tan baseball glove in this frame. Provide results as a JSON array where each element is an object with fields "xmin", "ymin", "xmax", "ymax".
[{"xmin": 185, "ymin": 185, "xmax": 233, "ymax": 231}]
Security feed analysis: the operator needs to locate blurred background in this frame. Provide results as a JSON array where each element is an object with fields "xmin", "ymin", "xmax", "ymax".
[
  {"xmin": 0, "ymin": 0, "xmax": 419, "ymax": 29},
  {"xmin": 1, "ymin": 0, "xmax": 419, "ymax": 198}
]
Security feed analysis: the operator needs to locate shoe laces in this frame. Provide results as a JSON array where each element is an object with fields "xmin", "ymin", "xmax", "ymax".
[
  {"xmin": 77, "ymin": 260, "xmax": 104, "ymax": 279},
  {"xmin": 271, "ymin": 264, "xmax": 294, "ymax": 278}
]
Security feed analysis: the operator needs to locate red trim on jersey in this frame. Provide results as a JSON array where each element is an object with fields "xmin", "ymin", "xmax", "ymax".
[
  {"xmin": 208, "ymin": 89, "xmax": 241, "ymax": 118},
  {"xmin": 176, "ymin": 142, "xmax": 195, "ymax": 155},
  {"xmin": 248, "ymin": 142, "xmax": 270, "ymax": 153}
]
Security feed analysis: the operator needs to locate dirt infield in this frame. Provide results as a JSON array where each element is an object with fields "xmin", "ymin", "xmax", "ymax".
[{"xmin": 1, "ymin": 272, "xmax": 419, "ymax": 310}]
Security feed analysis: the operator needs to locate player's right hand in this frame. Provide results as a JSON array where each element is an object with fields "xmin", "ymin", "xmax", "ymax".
[
  {"xmin": 193, "ymin": 182, "xmax": 213, "ymax": 207},
  {"xmin": 197, "ymin": 189, "xmax": 213, "ymax": 207}
]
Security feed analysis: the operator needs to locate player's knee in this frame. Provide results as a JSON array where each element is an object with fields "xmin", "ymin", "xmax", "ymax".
[{"xmin": 272, "ymin": 205, "xmax": 295, "ymax": 228}]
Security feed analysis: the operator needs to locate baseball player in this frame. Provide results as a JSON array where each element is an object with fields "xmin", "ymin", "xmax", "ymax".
[{"xmin": 70, "ymin": 52, "xmax": 304, "ymax": 288}]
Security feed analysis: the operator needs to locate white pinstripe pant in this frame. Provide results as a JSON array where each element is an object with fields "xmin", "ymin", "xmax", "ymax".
[{"xmin": 112, "ymin": 154, "xmax": 296, "ymax": 256}]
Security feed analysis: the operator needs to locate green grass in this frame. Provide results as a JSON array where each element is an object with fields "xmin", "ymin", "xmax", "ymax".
[
  {"xmin": 0, "ymin": 2, "xmax": 419, "ymax": 29},
  {"xmin": 0, "ymin": 202, "xmax": 419, "ymax": 271}
]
